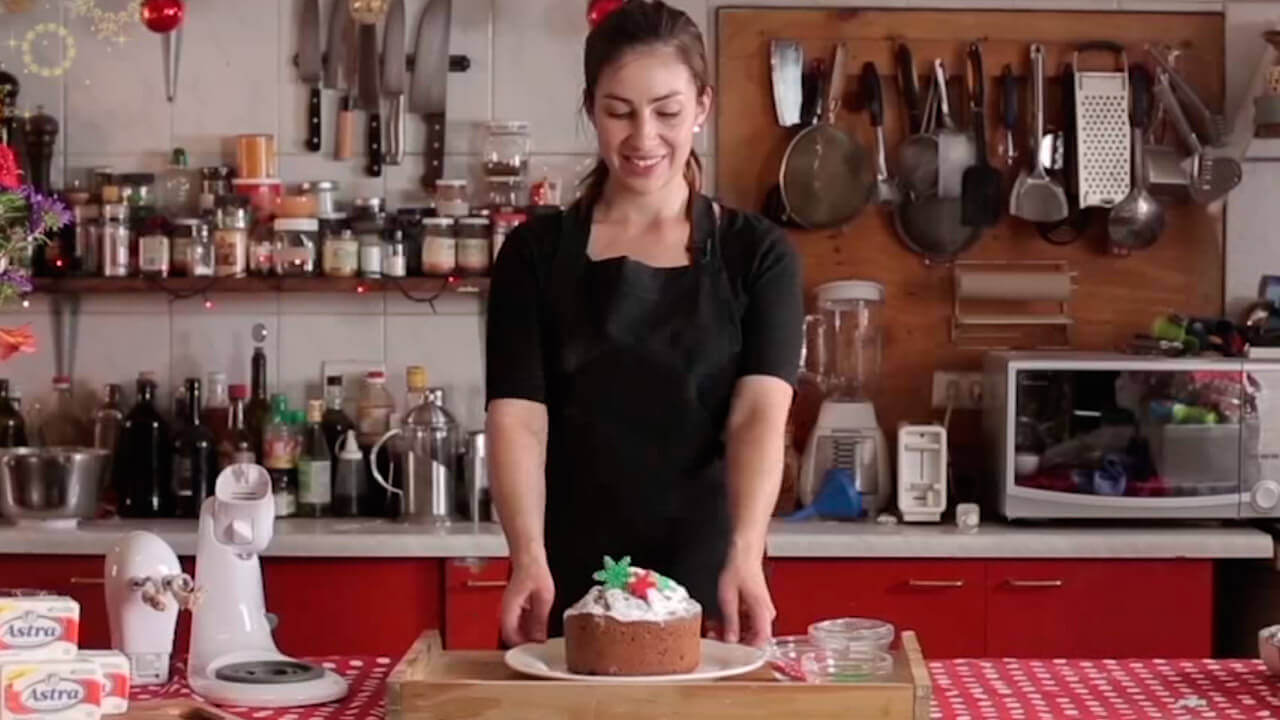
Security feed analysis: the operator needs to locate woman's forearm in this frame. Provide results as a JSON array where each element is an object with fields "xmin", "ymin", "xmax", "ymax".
[
  {"xmin": 723, "ymin": 377, "xmax": 793, "ymax": 561},
  {"xmin": 487, "ymin": 399, "xmax": 550, "ymax": 565}
]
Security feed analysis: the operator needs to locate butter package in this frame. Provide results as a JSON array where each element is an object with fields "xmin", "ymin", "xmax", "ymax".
[
  {"xmin": 0, "ymin": 659, "xmax": 102, "ymax": 719},
  {"xmin": 77, "ymin": 652, "xmax": 127, "ymax": 715},
  {"xmin": 0, "ymin": 596, "xmax": 80, "ymax": 661}
]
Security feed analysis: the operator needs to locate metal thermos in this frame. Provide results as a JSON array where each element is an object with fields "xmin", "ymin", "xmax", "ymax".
[{"xmin": 464, "ymin": 430, "xmax": 491, "ymax": 522}]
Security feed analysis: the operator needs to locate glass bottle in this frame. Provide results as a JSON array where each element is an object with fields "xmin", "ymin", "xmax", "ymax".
[
  {"xmin": 405, "ymin": 365, "xmax": 428, "ymax": 412},
  {"xmin": 356, "ymin": 371, "xmax": 394, "ymax": 448},
  {"xmin": 218, "ymin": 383, "xmax": 256, "ymax": 468},
  {"xmin": 322, "ymin": 228, "xmax": 359, "ymax": 278},
  {"xmin": 263, "ymin": 394, "xmax": 296, "ymax": 517},
  {"xmin": 71, "ymin": 202, "xmax": 101, "ymax": 277},
  {"xmin": 202, "ymin": 371, "xmax": 229, "ymax": 445},
  {"xmin": 171, "ymin": 381, "xmax": 189, "ymax": 435},
  {"xmin": 171, "ymin": 218, "xmax": 213, "ymax": 277},
  {"xmin": 320, "ymin": 374, "xmax": 354, "ymax": 498},
  {"xmin": 160, "ymin": 147, "xmax": 199, "ymax": 217},
  {"xmin": 213, "ymin": 202, "xmax": 249, "ymax": 278},
  {"xmin": 137, "ymin": 214, "xmax": 170, "ymax": 278},
  {"xmin": 382, "ymin": 226, "xmax": 407, "ymax": 278},
  {"xmin": 297, "ymin": 399, "xmax": 332, "ymax": 517},
  {"xmin": 92, "ymin": 383, "xmax": 125, "ymax": 455},
  {"xmin": 116, "ymin": 378, "xmax": 173, "ymax": 518},
  {"xmin": 171, "ymin": 378, "xmax": 217, "ymax": 518},
  {"xmin": 272, "ymin": 218, "xmax": 318, "ymax": 276},
  {"xmin": 482, "ymin": 121, "xmax": 531, "ymax": 177},
  {"xmin": 244, "ymin": 347, "xmax": 271, "ymax": 462},
  {"xmin": 101, "ymin": 203, "xmax": 132, "ymax": 277},
  {"xmin": 37, "ymin": 375, "xmax": 88, "ymax": 447},
  {"xmin": 0, "ymin": 379, "xmax": 28, "ymax": 447}
]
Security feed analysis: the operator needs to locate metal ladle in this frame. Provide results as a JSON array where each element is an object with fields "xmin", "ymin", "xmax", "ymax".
[{"xmin": 1107, "ymin": 66, "xmax": 1164, "ymax": 254}]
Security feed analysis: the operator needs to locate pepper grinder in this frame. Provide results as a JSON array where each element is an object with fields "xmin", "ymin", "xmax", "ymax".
[{"xmin": 25, "ymin": 106, "xmax": 57, "ymax": 194}]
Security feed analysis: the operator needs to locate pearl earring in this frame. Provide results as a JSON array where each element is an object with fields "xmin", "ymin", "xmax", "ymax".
[{"xmin": 694, "ymin": 124, "xmax": 703, "ymax": 133}]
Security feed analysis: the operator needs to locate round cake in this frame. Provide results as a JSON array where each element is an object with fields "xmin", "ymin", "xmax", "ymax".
[{"xmin": 564, "ymin": 556, "xmax": 702, "ymax": 676}]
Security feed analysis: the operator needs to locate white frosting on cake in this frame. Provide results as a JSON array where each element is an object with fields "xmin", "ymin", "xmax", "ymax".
[{"xmin": 564, "ymin": 565, "xmax": 701, "ymax": 622}]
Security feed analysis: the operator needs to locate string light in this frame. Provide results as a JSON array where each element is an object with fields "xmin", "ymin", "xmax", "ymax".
[
  {"xmin": 355, "ymin": 284, "xmax": 367, "ymax": 294},
  {"xmin": 202, "ymin": 295, "xmax": 213, "ymax": 310},
  {"xmin": 21, "ymin": 23, "xmax": 75, "ymax": 78},
  {"xmin": 20, "ymin": 298, "xmax": 29, "ymax": 308}
]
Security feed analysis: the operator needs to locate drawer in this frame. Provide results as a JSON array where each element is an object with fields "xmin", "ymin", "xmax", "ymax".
[{"xmin": 444, "ymin": 557, "xmax": 510, "ymax": 650}]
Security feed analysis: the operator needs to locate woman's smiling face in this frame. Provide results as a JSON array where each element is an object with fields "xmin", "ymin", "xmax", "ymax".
[{"xmin": 589, "ymin": 44, "xmax": 711, "ymax": 196}]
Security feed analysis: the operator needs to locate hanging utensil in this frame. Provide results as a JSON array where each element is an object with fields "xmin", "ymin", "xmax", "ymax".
[
  {"xmin": 934, "ymin": 58, "xmax": 977, "ymax": 199},
  {"xmin": 1073, "ymin": 42, "xmax": 1130, "ymax": 209},
  {"xmin": 779, "ymin": 42, "xmax": 873, "ymax": 229},
  {"xmin": 351, "ymin": 0, "xmax": 387, "ymax": 177},
  {"xmin": 1010, "ymin": 44, "xmax": 1069, "ymax": 223},
  {"xmin": 961, "ymin": 43, "xmax": 1001, "ymax": 227},
  {"xmin": 1107, "ymin": 65, "xmax": 1164, "ymax": 254},
  {"xmin": 382, "ymin": 0, "xmax": 406, "ymax": 165},
  {"xmin": 1153, "ymin": 69, "xmax": 1241, "ymax": 205},
  {"xmin": 162, "ymin": 28, "xmax": 182, "ymax": 103},
  {"xmin": 861, "ymin": 61, "xmax": 898, "ymax": 206},
  {"xmin": 1036, "ymin": 60, "xmax": 1091, "ymax": 245},
  {"xmin": 298, "ymin": 0, "xmax": 323, "ymax": 152},
  {"xmin": 771, "ymin": 40, "xmax": 803, "ymax": 128},
  {"xmin": 410, "ymin": 0, "xmax": 452, "ymax": 190},
  {"xmin": 337, "ymin": 9, "xmax": 358, "ymax": 161},
  {"xmin": 999, "ymin": 64, "xmax": 1018, "ymax": 169},
  {"xmin": 764, "ymin": 59, "xmax": 822, "ymax": 225},
  {"xmin": 897, "ymin": 44, "xmax": 939, "ymax": 198},
  {"xmin": 1147, "ymin": 43, "xmax": 1226, "ymax": 147},
  {"xmin": 898, "ymin": 44, "xmax": 923, "ymax": 135}
]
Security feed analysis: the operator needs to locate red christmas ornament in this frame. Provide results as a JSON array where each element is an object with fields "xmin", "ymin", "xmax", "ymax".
[
  {"xmin": 627, "ymin": 570, "xmax": 658, "ymax": 600},
  {"xmin": 0, "ymin": 144, "xmax": 21, "ymax": 190},
  {"xmin": 586, "ymin": 0, "xmax": 627, "ymax": 29},
  {"xmin": 141, "ymin": 0, "xmax": 185, "ymax": 34}
]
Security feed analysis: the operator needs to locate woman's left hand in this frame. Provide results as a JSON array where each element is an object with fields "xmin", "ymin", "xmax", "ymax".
[{"xmin": 716, "ymin": 550, "xmax": 775, "ymax": 647}]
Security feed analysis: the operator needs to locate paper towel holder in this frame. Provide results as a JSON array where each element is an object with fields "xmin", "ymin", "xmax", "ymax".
[{"xmin": 951, "ymin": 260, "xmax": 1077, "ymax": 349}]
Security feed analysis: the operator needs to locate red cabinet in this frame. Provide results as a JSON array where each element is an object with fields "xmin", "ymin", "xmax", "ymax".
[
  {"xmin": 443, "ymin": 558, "xmax": 510, "ymax": 649},
  {"xmin": 985, "ymin": 559, "xmax": 1212, "ymax": 658},
  {"xmin": 769, "ymin": 558, "xmax": 987, "ymax": 658},
  {"xmin": 0, "ymin": 555, "xmax": 114, "ymax": 649}
]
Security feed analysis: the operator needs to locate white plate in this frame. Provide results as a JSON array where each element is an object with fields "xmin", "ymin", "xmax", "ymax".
[{"xmin": 505, "ymin": 638, "xmax": 767, "ymax": 683}]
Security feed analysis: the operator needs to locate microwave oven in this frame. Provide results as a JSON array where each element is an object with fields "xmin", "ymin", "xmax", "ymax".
[{"xmin": 983, "ymin": 351, "xmax": 1280, "ymax": 520}]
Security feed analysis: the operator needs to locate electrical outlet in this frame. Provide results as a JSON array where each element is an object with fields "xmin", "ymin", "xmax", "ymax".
[{"xmin": 931, "ymin": 371, "xmax": 984, "ymax": 409}]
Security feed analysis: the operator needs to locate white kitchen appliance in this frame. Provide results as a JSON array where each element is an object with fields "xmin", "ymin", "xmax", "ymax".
[
  {"xmin": 188, "ymin": 463, "xmax": 347, "ymax": 707},
  {"xmin": 799, "ymin": 281, "xmax": 892, "ymax": 518},
  {"xmin": 104, "ymin": 530, "xmax": 194, "ymax": 686},
  {"xmin": 897, "ymin": 424, "xmax": 947, "ymax": 522},
  {"xmin": 985, "ymin": 351, "xmax": 1280, "ymax": 519}
]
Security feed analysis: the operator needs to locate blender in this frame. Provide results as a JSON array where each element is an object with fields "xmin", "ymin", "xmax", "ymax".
[{"xmin": 798, "ymin": 280, "xmax": 891, "ymax": 517}]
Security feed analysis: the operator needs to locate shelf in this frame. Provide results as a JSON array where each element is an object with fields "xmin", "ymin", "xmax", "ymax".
[{"xmin": 30, "ymin": 276, "xmax": 490, "ymax": 295}]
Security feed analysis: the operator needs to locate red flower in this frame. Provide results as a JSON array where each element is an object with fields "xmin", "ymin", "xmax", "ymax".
[
  {"xmin": 0, "ymin": 144, "xmax": 21, "ymax": 190},
  {"xmin": 627, "ymin": 569, "xmax": 658, "ymax": 600},
  {"xmin": 0, "ymin": 324, "xmax": 37, "ymax": 360}
]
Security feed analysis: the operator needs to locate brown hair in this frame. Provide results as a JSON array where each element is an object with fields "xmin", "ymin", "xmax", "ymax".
[{"xmin": 578, "ymin": 0, "xmax": 710, "ymax": 210}]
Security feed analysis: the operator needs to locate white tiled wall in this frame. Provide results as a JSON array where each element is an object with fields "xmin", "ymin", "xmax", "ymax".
[{"xmin": 0, "ymin": 0, "xmax": 1250, "ymax": 430}]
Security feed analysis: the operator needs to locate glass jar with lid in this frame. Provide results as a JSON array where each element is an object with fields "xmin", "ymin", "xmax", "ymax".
[
  {"xmin": 301, "ymin": 180, "xmax": 339, "ymax": 218},
  {"xmin": 434, "ymin": 180, "xmax": 470, "ymax": 218},
  {"xmin": 171, "ymin": 218, "xmax": 213, "ymax": 277},
  {"xmin": 199, "ymin": 165, "xmax": 233, "ymax": 214},
  {"xmin": 119, "ymin": 173, "xmax": 156, "ymax": 208},
  {"xmin": 273, "ymin": 218, "xmax": 319, "ymax": 276},
  {"xmin": 71, "ymin": 203, "xmax": 100, "ymax": 277},
  {"xmin": 322, "ymin": 227, "xmax": 359, "ymax": 278},
  {"xmin": 485, "ymin": 176, "xmax": 526, "ymax": 210},
  {"xmin": 354, "ymin": 217, "xmax": 384, "ymax": 278},
  {"xmin": 482, "ymin": 121, "xmax": 531, "ymax": 177},
  {"xmin": 213, "ymin": 202, "xmax": 250, "ymax": 278},
  {"xmin": 137, "ymin": 214, "xmax": 170, "ymax": 278},
  {"xmin": 248, "ymin": 223, "xmax": 275, "ymax": 276},
  {"xmin": 455, "ymin": 217, "xmax": 491, "ymax": 276},
  {"xmin": 100, "ymin": 203, "xmax": 132, "ymax": 277},
  {"xmin": 421, "ymin": 217, "xmax": 456, "ymax": 277}
]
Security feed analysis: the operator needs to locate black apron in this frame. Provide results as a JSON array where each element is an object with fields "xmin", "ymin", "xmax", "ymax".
[{"xmin": 544, "ymin": 193, "xmax": 741, "ymax": 635}]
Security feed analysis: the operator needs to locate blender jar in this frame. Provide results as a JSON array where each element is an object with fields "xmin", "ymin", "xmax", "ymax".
[{"xmin": 811, "ymin": 280, "xmax": 884, "ymax": 402}]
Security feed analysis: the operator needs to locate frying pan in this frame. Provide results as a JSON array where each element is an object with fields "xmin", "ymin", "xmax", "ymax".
[{"xmin": 779, "ymin": 43, "xmax": 873, "ymax": 229}]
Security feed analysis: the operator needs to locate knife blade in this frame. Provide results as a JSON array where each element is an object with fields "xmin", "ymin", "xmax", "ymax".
[
  {"xmin": 322, "ymin": 0, "xmax": 345, "ymax": 89},
  {"xmin": 298, "ymin": 0, "xmax": 322, "ymax": 152},
  {"xmin": 357, "ymin": 21, "xmax": 382, "ymax": 177},
  {"xmin": 336, "ymin": 12, "xmax": 358, "ymax": 161},
  {"xmin": 382, "ymin": 0, "xmax": 405, "ymax": 166},
  {"xmin": 410, "ymin": 0, "xmax": 451, "ymax": 189}
]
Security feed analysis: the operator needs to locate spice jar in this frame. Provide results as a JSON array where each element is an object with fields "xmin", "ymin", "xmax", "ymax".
[
  {"xmin": 301, "ymin": 180, "xmax": 339, "ymax": 218},
  {"xmin": 171, "ymin": 218, "xmax": 213, "ymax": 277},
  {"xmin": 352, "ymin": 196, "xmax": 385, "ymax": 223},
  {"xmin": 248, "ymin": 223, "xmax": 275, "ymax": 276},
  {"xmin": 482, "ymin": 121, "xmax": 531, "ymax": 177},
  {"xmin": 323, "ymin": 228, "xmax": 359, "ymax": 277},
  {"xmin": 137, "ymin": 215, "xmax": 170, "ymax": 278},
  {"xmin": 199, "ymin": 165, "xmax": 232, "ymax": 214},
  {"xmin": 486, "ymin": 176, "xmax": 526, "ymax": 209},
  {"xmin": 455, "ymin": 217, "xmax": 491, "ymax": 276},
  {"xmin": 491, "ymin": 209, "xmax": 527, "ymax": 263},
  {"xmin": 382, "ymin": 227, "xmax": 407, "ymax": 278},
  {"xmin": 119, "ymin": 173, "xmax": 156, "ymax": 208},
  {"xmin": 421, "ymin": 217, "xmax": 456, "ymax": 276},
  {"xmin": 273, "ymin": 218, "xmax": 319, "ymax": 276},
  {"xmin": 434, "ymin": 180, "xmax": 470, "ymax": 218},
  {"xmin": 355, "ymin": 218, "xmax": 384, "ymax": 278},
  {"xmin": 71, "ymin": 203, "xmax": 100, "ymax": 277},
  {"xmin": 100, "ymin": 203, "xmax": 131, "ymax": 277},
  {"xmin": 213, "ymin": 203, "xmax": 249, "ymax": 278}
]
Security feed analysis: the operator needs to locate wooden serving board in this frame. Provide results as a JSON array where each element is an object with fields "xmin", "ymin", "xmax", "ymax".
[{"xmin": 385, "ymin": 631, "xmax": 932, "ymax": 720}]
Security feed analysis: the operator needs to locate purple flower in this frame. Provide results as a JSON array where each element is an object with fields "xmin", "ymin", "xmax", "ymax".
[
  {"xmin": 24, "ymin": 189, "xmax": 69, "ymax": 236},
  {"xmin": 0, "ymin": 269, "xmax": 33, "ymax": 295}
]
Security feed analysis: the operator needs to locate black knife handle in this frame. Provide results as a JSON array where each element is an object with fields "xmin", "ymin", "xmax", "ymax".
[
  {"xmin": 896, "ymin": 44, "xmax": 921, "ymax": 134},
  {"xmin": 422, "ymin": 113, "xmax": 444, "ymax": 190},
  {"xmin": 861, "ymin": 62, "xmax": 883, "ymax": 128},
  {"xmin": 306, "ymin": 86, "xmax": 322, "ymax": 152},
  {"xmin": 367, "ymin": 112, "xmax": 382, "ymax": 178}
]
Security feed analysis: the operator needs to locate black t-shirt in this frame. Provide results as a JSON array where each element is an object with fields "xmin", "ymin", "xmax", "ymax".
[{"xmin": 485, "ymin": 202, "xmax": 803, "ymax": 407}]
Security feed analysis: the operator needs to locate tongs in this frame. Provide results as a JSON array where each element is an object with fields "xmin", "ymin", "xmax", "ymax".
[
  {"xmin": 1146, "ymin": 44, "xmax": 1226, "ymax": 148},
  {"xmin": 1151, "ymin": 69, "xmax": 1241, "ymax": 205}
]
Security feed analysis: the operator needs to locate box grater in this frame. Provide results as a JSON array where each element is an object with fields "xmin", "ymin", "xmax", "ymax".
[{"xmin": 1074, "ymin": 47, "xmax": 1131, "ymax": 208}]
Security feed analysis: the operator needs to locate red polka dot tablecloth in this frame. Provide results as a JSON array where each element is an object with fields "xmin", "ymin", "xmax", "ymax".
[
  {"xmin": 930, "ymin": 659, "xmax": 1280, "ymax": 720},
  {"xmin": 129, "ymin": 657, "xmax": 393, "ymax": 720}
]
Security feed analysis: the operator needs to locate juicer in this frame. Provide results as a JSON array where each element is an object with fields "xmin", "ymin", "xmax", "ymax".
[{"xmin": 799, "ymin": 280, "xmax": 892, "ymax": 517}]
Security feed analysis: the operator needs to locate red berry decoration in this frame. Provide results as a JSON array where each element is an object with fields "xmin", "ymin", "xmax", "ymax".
[
  {"xmin": 627, "ymin": 570, "xmax": 658, "ymax": 600},
  {"xmin": 586, "ymin": 0, "xmax": 626, "ymax": 29},
  {"xmin": 141, "ymin": 0, "xmax": 185, "ymax": 34}
]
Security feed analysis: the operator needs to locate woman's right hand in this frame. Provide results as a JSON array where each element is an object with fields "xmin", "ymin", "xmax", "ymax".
[{"xmin": 501, "ymin": 556, "xmax": 556, "ymax": 647}]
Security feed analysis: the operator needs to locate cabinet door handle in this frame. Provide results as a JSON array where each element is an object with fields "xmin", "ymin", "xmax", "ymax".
[
  {"xmin": 465, "ymin": 579, "xmax": 509, "ymax": 589},
  {"xmin": 1006, "ymin": 579, "xmax": 1064, "ymax": 588},
  {"xmin": 69, "ymin": 577, "xmax": 104, "ymax": 585},
  {"xmin": 907, "ymin": 579, "xmax": 965, "ymax": 588}
]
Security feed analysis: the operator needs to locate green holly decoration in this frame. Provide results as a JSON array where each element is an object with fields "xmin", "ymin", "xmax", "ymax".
[
  {"xmin": 655, "ymin": 573, "xmax": 674, "ymax": 592},
  {"xmin": 592, "ymin": 555, "xmax": 634, "ymax": 590}
]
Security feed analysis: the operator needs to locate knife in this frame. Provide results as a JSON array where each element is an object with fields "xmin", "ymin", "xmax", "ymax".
[
  {"xmin": 337, "ymin": 12, "xmax": 358, "ymax": 161},
  {"xmin": 298, "ymin": 0, "xmax": 322, "ymax": 152},
  {"xmin": 356, "ymin": 20, "xmax": 382, "ymax": 177},
  {"xmin": 382, "ymin": 0, "xmax": 406, "ymax": 166},
  {"xmin": 323, "ymin": 0, "xmax": 345, "ymax": 89},
  {"xmin": 410, "ymin": 0, "xmax": 451, "ymax": 189}
]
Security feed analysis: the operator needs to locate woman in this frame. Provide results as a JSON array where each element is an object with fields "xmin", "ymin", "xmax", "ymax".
[{"xmin": 486, "ymin": 0, "xmax": 802, "ymax": 648}]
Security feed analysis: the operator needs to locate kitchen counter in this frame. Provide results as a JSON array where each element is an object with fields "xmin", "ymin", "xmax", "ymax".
[{"xmin": 0, "ymin": 518, "xmax": 1271, "ymax": 559}]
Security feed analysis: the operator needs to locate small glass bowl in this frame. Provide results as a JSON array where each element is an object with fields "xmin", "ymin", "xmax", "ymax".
[
  {"xmin": 808, "ymin": 617, "xmax": 895, "ymax": 651},
  {"xmin": 801, "ymin": 648, "xmax": 894, "ymax": 684},
  {"xmin": 767, "ymin": 635, "xmax": 820, "ymax": 682}
]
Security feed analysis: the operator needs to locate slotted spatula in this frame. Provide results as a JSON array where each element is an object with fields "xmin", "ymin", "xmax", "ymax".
[
  {"xmin": 1010, "ymin": 44, "xmax": 1069, "ymax": 223},
  {"xmin": 961, "ymin": 43, "xmax": 1001, "ymax": 227}
]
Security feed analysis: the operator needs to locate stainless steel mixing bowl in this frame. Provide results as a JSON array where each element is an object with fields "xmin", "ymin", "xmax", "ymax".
[{"xmin": 0, "ymin": 446, "xmax": 109, "ymax": 526}]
